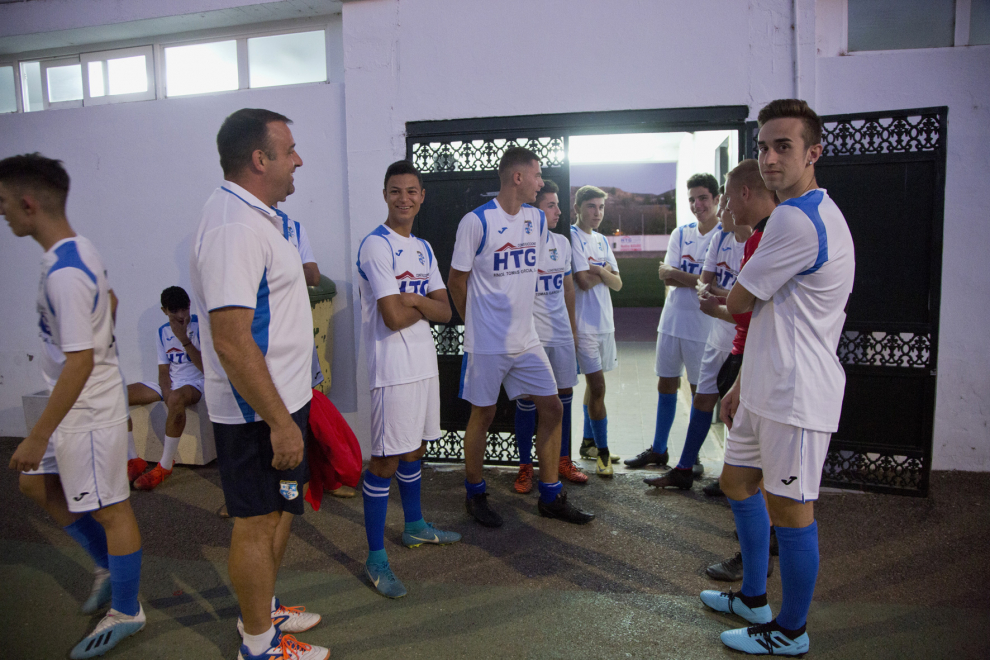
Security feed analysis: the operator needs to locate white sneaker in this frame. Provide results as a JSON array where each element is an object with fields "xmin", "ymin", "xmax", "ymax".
[
  {"xmin": 237, "ymin": 632, "xmax": 330, "ymax": 660},
  {"xmin": 238, "ymin": 598, "xmax": 322, "ymax": 636},
  {"xmin": 81, "ymin": 567, "xmax": 112, "ymax": 614},
  {"xmin": 70, "ymin": 604, "xmax": 146, "ymax": 659}
]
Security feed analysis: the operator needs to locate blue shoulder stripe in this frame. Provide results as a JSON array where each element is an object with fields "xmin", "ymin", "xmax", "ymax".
[
  {"xmin": 780, "ymin": 189, "xmax": 828, "ymax": 275},
  {"xmin": 356, "ymin": 225, "xmax": 394, "ymax": 281},
  {"xmin": 158, "ymin": 321, "xmax": 170, "ymax": 347},
  {"xmin": 49, "ymin": 240, "xmax": 99, "ymax": 313},
  {"xmin": 471, "ymin": 200, "xmax": 496, "ymax": 256}
]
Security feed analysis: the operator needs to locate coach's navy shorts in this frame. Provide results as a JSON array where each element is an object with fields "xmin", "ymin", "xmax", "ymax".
[{"xmin": 214, "ymin": 402, "xmax": 311, "ymax": 518}]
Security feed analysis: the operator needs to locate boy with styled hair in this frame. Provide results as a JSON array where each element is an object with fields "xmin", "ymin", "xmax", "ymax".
[
  {"xmin": 2, "ymin": 153, "xmax": 146, "ymax": 659},
  {"xmin": 570, "ymin": 185, "xmax": 623, "ymax": 477}
]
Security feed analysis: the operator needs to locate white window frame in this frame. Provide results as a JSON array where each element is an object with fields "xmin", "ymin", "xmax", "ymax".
[
  {"xmin": 841, "ymin": 0, "xmax": 979, "ymax": 54},
  {"xmin": 40, "ymin": 56, "xmax": 83, "ymax": 110},
  {"xmin": 0, "ymin": 62, "xmax": 21, "ymax": 114},
  {"xmin": 81, "ymin": 45, "xmax": 156, "ymax": 105}
]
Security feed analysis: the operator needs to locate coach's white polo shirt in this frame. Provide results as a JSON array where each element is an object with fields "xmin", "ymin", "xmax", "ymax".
[
  {"xmin": 190, "ymin": 181, "xmax": 313, "ymax": 425},
  {"xmin": 737, "ymin": 188, "xmax": 855, "ymax": 432}
]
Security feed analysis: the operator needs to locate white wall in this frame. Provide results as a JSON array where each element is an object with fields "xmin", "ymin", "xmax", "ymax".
[
  {"xmin": 0, "ymin": 80, "xmax": 358, "ymax": 436},
  {"xmin": 340, "ymin": 0, "xmax": 990, "ymax": 471}
]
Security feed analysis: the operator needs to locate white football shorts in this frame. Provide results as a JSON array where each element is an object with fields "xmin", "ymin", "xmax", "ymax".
[
  {"xmin": 138, "ymin": 379, "xmax": 203, "ymax": 398},
  {"xmin": 576, "ymin": 332, "xmax": 618, "ymax": 375},
  {"xmin": 696, "ymin": 343, "xmax": 731, "ymax": 395},
  {"xmin": 544, "ymin": 343, "xmax": 579, "ymax": 389},
  {"xmin": 654, "ymin": 332, "xmax": 706, "ymax": 384},
  {"xmin": 369, "ymin": 375, "xmax": 441, "ymax": 457},
  {"xmin": 724, "ymin": 404, "xmax": 832, "ymax": 503},
  {"xmin": 459, "ymin": 345, "xmax": 558, "ymax": 407}
]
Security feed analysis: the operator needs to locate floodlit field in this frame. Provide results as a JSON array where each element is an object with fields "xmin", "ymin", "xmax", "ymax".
[{"xmin": 610, "ymin": 255, "xmax": 666, "ymax": 308}]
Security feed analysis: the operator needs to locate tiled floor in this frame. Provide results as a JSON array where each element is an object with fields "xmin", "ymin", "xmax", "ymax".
[{"xmin": 571, "ymin": 339, "xmax": 726, "ymax": 478}]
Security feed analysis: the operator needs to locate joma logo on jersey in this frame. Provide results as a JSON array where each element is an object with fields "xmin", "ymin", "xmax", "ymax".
[
  {"xmin": 494, "ymin": 243, "xmax": 536, "ymax": 271},
  {"xmin": 396, "ymin": 271, "xmax": 429, "ymax": 294}
]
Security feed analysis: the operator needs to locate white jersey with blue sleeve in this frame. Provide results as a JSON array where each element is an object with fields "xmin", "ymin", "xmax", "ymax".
[
  {"xmin": 450, "ymin": 198, "xmax": 546, "ymax": 355},
  {"xmin": 156, "ymin": 317, "xmax": 205, "ymax": 387},
  {"xmin": 702, "ymin": 226, "xmax": 747, "ymax": 352},
  {"xmin": 274, "ymin": 208, "xmax": 316, "ymax": 265},
  {"xmin": 570, "ymin": 227, "xmax": 619, "ymax": 334},
  {"xmin": 357, "ymin": 223, "xmax": 444, "ymax": 388},
  {"xmin": 657, "ymin": 221, "xmax": 718, "ymax": 341},
  {"xmin": 737, "ymin": 188, "xmax": 855, "ymax": 432},
  {"xmin": 36, "ymin": 236, "xmax": 127, "ymax": 431},
  {"xmin": 534, "ymin": 231, "xmax": 573, "ymax": 347}
]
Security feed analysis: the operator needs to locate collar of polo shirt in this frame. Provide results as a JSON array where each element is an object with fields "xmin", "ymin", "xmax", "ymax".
[{"xmin": 220, "ymin": 181, "xmax": 278, "ymax": 222}]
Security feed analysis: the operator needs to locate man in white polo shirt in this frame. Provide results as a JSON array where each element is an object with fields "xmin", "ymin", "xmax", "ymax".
[
  {"xmin": 700, "ymin": 99, "xmax": 855, "ymax": 656},
  {"xmin": 190, "ymin": 108, "xmax": 328, "ymax": 660},
  {"xmin": 448, "ymin": 146, "xmax": 594, "ymax": 528}
]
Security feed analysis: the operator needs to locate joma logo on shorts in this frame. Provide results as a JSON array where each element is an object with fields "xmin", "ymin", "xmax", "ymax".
[{"xmin": 781, "ymin": 476, "xmax": 797, "ymax": 485}]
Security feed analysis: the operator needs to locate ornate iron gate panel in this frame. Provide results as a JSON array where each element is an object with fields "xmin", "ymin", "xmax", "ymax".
[
  {"xmin": 745, "ymin": 107, "xmax": 946, "ymax": 496},
  {"xmin": 410, "ymin": 107, "xmax": 749, "ymax": 465}
]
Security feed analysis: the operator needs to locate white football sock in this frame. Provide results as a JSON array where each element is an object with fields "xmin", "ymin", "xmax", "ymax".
[
  {"xmin": 242, "ymin": 624, "xmax": 276, "ymax": 655},
  {"xmin": 160, "ymin": 435, "xmax": 180, "ymax": 470}
]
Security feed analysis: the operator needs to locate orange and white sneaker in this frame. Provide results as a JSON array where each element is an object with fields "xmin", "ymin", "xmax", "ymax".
[
  {"xmin": 558, "ymin": 456, "xmax": 588, "ymax": 484},
  {"xmin": 126, "ymin": 457, "xmax": 148, "ymax": 483},
  {"xmin": 133, "ymin": 464, "xmax": 172, "ymax": 491},
  {"xmin": 513, "ymin": 463, "xmax": 534, "ymax": 494},
  {"xmin": 238, "ymin": 599, "xmax": 322, "ymax": 636},
  {"xmin": 238, "ymin": 632, "xmax": 329, "ymax": 660}
]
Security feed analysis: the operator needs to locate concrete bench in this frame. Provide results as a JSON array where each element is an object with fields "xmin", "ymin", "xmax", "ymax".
[{"xmin": 22, "ymin": 390, "xmax": 216, "ymax": 466}]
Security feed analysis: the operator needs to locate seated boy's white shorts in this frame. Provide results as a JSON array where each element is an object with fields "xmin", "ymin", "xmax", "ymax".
[
  {"xmin": 576, "ymin": 332, "xmax": 618, "ymax": 375},
  {"xmin": 22, "ymin": 420, "xmax": 131, "ymax": 513},
  {"xmin": 654, "ymin": 332, "xmax": 705, "ymax": 383},
  {"xmin": 696, "ymin": 343, "xmax": 731, "ymax": 395},
  {"xmin": 459, "ymin": 345, "xmax": 558, "ymax": 407},
  {"xmin": 544, "ymin": 343, "xmax": 579, "ymax": 389},
  {"xmin": 370, "ymin": 375, "xmax": 441, "ymax": 457},
  {"xmin": 724, "ymin": 404, "xmax": 832, "ymax": 503},
  {"xmin": 137, "ymin": 379, "xmax": 203, "ymax": 399}
]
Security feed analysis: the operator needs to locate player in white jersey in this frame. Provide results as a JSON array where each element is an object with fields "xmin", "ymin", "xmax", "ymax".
[
  {"xmin": 191, "ymin": 109, "xmax": 327, "ymax": 660},
  {"xmin": 356, "ymin": 160, "xmax": 461, "ymax": 599},
  {"xmin": 513, "ymin": 179, "xmax": 586, "ymax": 494},
  {"xmin": 701, "ymin": 100, "xmax": 855, "ymax": 656},
  {"xmin": 125, "ymin": 286, "xmax": 204, "ymax": 491},
  {"xmin": 645, "ymin": 189, "xmax": 750, "ymax": 491},
  {"xmin": 449, "ymin": 146, "xmax": 594, "ymax": 528},
  {"xmin": 570, "ymin": 185, "xmax": 623, "ymax": 477},
  {"xmin": 625, "ymin": 174, "xmax": 719, "ymax": 472},
  {"xmin": 2, "ymin": 154, "xmax": 146, "ymax": 658}
]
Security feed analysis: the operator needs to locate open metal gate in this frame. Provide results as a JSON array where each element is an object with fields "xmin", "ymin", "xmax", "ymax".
[
  {"xmin": 407, "ymin": 107, "xmax": 748, "ymax": 464},
  {"xmin": 745, "ymin": 107, "xmax": 946, "ymax": 496}
]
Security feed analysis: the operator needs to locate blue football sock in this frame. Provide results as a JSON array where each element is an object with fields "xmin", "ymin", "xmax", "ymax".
[
  {"xmin": 582, "ymin": 405, "xmax": 592, "ymax": 438},
  {"xmin": 676, "ymin": 407, "xmax": 714, "ymax": 469},
  {"xmin": 367, "ymin": 549, "xmax": 387, "ymax": 566},
  {"xmin": 652, "ymin": 392, "xmax": 678, "ymax": 454},
  {"xmin": 64, "ymin": 514, "xmax": 109, "ymax": 570},
  {"xmin": 515, "ymin": 400, "xmax": 537, "ymax": 465},
  {"xmin": 537, "ymin": 480, "xmax": 563, "ymax": 504},
  {"xmin": 730, "ymin": 491, "xmax": 772, "ymax": 598},
  {"xmin": 396, "ymin": 459, "xmax": 426, "ymax": 534},
  {"xmin": 362, "ymin": 470, "xmax": 391, "ymax": 555},
  {"xmin": 559, "ymin": 394, "xmax": 573, "ymax": 458},
  {"xmin": 590, "ymin": 416, "xmax": 608, "ymax": 451},
  {"xmin": 108, "ymin": 548, "xmax": 142, "ymax": 616},
  {"xmin": 465, "ymin": 479, "xmax": 486, "ymax": 498},
  {"xmin": 775, "ymin": 522, "xmax": 820, "ymax": 630}
]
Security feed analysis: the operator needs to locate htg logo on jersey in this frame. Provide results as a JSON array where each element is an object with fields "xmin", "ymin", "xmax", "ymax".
[
  {"xmin": 549, "ymin": 247, "xmax": 558, "ymax": 261},
  {"xmin": 396, "ymin": 271, "xmax": 429, "ymax": 294},
  {"xmin": 417, "ymin": 250, "xmax": 425, "ymax": 265},
  {"xmin": 715, "ymin": 261, "xmax": 738, "ymax": 288},
  {"xmin": 166, "ymin": 347, "xmax": 192, "ymax": 364},
  {"xmin": 524, "ymin": 219, "xmax": 533, "ymax": 235},
  {"xmin": 494, "ymin": 243, "xmax": 536, "ymax": 272},
  {"xmin": 679, "ymin": 256, "xmax": 703, "ymax": 275},
  {"xmin": 536, "ymin": 269, "xmax": 564, "ymax": 293}
]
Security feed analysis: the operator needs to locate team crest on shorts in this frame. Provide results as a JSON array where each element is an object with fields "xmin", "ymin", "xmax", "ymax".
[
  {"xmin": 549, "ymin": 247, "xmax": 558, "ymax": 261},
  {"xmin": 417, "ymin": 250, "xmax": 425, "ymax": 265},
  {"xmin": 279, "ymin": 480, "xmax": 299, "ymax": 500}
]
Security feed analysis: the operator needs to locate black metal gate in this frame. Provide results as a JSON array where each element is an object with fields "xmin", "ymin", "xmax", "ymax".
[
  {"xmin": 407, "ymin": 107, "xmax": 748, "ymax": 464},
  {"xmin": 745, "ymin": 107, "xmax": 946, "ymax": 496}
]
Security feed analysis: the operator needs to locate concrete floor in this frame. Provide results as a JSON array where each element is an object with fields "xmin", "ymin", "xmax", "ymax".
[{"xmin": 2, "ymin": 437, "xmax": 989, "ymax": 659}]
